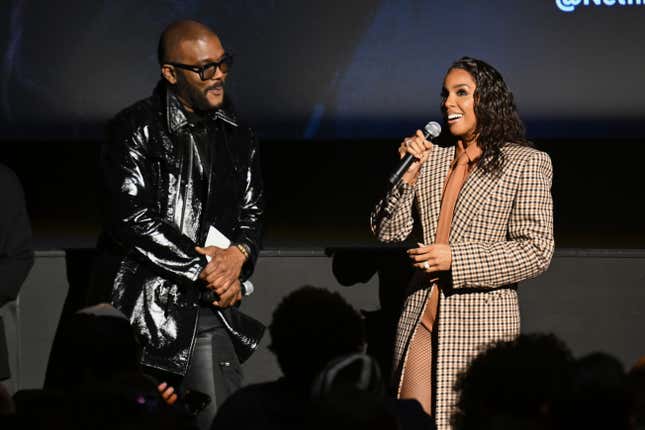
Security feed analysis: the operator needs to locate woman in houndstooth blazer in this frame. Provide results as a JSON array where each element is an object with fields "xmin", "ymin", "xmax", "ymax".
[{"xmin": 370, "ymin": 57, "xmax": 554, "ymax": 430}]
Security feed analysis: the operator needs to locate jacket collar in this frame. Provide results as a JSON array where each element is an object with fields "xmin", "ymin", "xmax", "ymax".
[{"xmin": 154, "ymin": 81, "xmax": 239, "ymax": 134}]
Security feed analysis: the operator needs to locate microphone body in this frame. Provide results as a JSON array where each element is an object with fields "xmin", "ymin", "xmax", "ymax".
[{"xmin": 388, "ymin": 121, "xmax": 441, "ymax": 186}]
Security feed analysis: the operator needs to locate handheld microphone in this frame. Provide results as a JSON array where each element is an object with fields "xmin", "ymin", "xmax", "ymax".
[{"xmin": 387, "ymin": 121, "xmax": 441, "ymax": 186}]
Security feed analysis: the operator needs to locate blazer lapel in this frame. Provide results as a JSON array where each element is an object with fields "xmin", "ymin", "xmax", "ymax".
[
  {"xmin": 449, "ymin": 164, "xmax": 500, "ymax": 243},
  {"xmin": 418, "ymin": 145, "xmax": 453, "ymax": 243}
]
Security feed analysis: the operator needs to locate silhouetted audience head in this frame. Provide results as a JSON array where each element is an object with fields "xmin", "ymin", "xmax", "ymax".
[
  {"xmin": 269, "ymin": 286, "xmax": 365, "ymax": 386},
  {"xmin": 629, "ymin": 356, "xmax": 645, "ymax": 430},
  {"xmin": 14, "ymin": 373, "xmax": 181, "ymax": 430},
  {"xmin": 66, "ymin": 373, "xmax": 181, "ymax": 430},
  {"xmin": 561, "ymin": 352, "xmax": 630, "ymax": 430},
  {"xmin": 50, "ymin": 303, "xmax": 142, "ymax": 389},
  {"xmin": 311, "ymin": 353, "xmax": 383, "ymax": 399},
  {"xmin": 308, "ymin": 353, "xmax": 398, "ymax": 430},
  {"xmin": 452, "ymin": 333, "xmax": 573, "ymax": 430},
  {"xmin": 13, "ymin": 303, "xmax": 188, "ymax": 429}
]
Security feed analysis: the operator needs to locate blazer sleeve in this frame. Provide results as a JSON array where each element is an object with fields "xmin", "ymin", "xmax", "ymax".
[
  {"xmin": 101, "ymin": 114, "xmax": 206, "ymax": 285},
  {"xmin": 450, "ymin": 150, "xmax": 554, "ymax": 289},
  {"xmin": 370, "ymin": 180, "xmax": 417, "ymax": 243}
]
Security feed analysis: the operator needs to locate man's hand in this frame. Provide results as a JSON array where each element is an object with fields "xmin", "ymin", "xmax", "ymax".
[
  {"xmin": 407, "ymin": 243, "xmax": 452, "ymax": 272},
  {"xmin": 196, "ymin": 245, "xmax": 245, "ymax": 287},
  {"xmin": 195, "ymin": 246, "xmax": 246, "ymax": 306},
  {"xmin": 211, "ymin": 279, "xmax": 243, "ymax": 308}
]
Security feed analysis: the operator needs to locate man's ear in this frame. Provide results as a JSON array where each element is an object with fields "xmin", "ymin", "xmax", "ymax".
[{"xmin": 161, "ymin": 65, "xmax": 177, "ymax": 84}]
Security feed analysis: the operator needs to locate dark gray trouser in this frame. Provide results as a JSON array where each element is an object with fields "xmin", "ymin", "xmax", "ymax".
[{"xmin": 181, "ymin": 307, "xmax": 242, "ymax": 430}]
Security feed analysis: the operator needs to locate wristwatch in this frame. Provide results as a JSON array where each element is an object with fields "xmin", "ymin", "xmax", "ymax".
[{"xmin": 234, "ymin": 243, "xmax": 251, "ymax": 260}]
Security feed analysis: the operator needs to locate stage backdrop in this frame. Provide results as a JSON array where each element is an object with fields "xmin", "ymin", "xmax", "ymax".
[{"xmin": 1, "ymin": 0, "xmax": 644, "ymax": 140}]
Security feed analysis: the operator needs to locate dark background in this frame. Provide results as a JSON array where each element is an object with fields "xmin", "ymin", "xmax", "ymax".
[
  {"xmin": 2, "ymin": 0, "xmax": 644, "ymax": 140},
  {"xmin": 2, "ymin": 138, "xmax": 644, "ymax": 250},
  {"xmin": 1, "ymin": 1, "xmax": 644, "ymax": 249}
]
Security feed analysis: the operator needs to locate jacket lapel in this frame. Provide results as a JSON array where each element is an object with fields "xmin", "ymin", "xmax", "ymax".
[
  {"xmin": 418, "ymin": 145, "xmax": 453, "ymax": 243},
  {"xmin": 449, "ymin": 164, "xmax": 500, "ymax": 243}
]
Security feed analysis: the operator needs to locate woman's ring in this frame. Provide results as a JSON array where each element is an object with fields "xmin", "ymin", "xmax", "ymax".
[{"xmin": 423, "ymin": 261, "xmax": 430, "ymax": 270}]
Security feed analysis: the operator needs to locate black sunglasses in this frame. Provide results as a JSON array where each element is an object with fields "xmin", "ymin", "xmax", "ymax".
[{"xmin": 167, "ymin": 53, "xmax": 234, "ymax": 81}]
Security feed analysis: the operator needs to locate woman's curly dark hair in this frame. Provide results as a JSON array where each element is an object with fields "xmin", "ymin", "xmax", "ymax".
[{"xmin": 441, "ymin": 57, "xmax": 532, "ymax": 175}]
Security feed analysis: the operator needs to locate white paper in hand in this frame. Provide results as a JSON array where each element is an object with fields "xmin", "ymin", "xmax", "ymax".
[
  {"xmin": 204, "ymin": 226, "xmax": 231, "ymax": 262},
  {"xmin": 203, "ymin": 226, "xmax": 254, "ymax": 296}
]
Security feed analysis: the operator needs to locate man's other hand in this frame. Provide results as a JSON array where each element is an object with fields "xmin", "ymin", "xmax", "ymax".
[
  {"xmin": 196, "ymin": 246, "xmax": 245, "ymax": 306},
  {"xmin": 211, "ymin": 279, "xmax": 242, "ymax": 308}
]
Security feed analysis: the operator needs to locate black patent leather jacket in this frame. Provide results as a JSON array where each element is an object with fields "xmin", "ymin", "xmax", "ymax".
[{"xmin": 91, "ymin": 82, "xmax": 263, "ymax": 376}]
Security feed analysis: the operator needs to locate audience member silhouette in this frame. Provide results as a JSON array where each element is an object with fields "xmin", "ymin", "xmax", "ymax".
[
  {"xmin": 308, "ymin": 352, "xmax": 434, "ymax": 429},
  {"xmin": 213, "ymin": 286, "xmax": 432, "ymax": 430},
  {"xmin": 561, "ymin": 352, "xmax": 630, "ymax": 430},
  {"xmin": 307, "ymin": 353, "xmax": 397, "ymax": 430},
  {"xmin": 451, "ymin": 333, "xmax": 574, "ymax": 430},
  {"xmin": 212, "ymin": 286, "xmax": 367, "ymax": 429},
  {"xmin": 5, "ymin": 284, "xmax": 643, "ymax": 429},
  {"xmin": 331, "ymin": 247, "xmax": 414, "ymax": 382},
  {"xmin": 12, "ymin": 304, "xmax": 190, "ymax": 430},
  {"xmin": 45, "ymin": 303, "xmax": 142, "ymax": 389},
  {"xmin": 628, "ymin": 356, "xmax": 645, "ymax": 430}
]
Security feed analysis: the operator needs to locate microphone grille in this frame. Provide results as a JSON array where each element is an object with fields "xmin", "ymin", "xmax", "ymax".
[{"xmin": 424, "ymin": 121, "xmax": 442, "ymax": 139}]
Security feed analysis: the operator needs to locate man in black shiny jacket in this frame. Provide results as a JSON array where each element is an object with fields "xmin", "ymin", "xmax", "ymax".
[{"xmin": 91, "ymin": 20, "xmax": 263, "ymax": 427}]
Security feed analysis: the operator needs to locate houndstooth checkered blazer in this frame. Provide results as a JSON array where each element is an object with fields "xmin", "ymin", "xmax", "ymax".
[{"xmin": 371, "ymin": 142, "xmax": 554, "ymax": 430}]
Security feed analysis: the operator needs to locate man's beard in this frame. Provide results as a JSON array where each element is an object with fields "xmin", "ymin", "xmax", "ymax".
[{"xmin": 175, "ymin": 76, "xmax": 224, "ymax": 112}]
